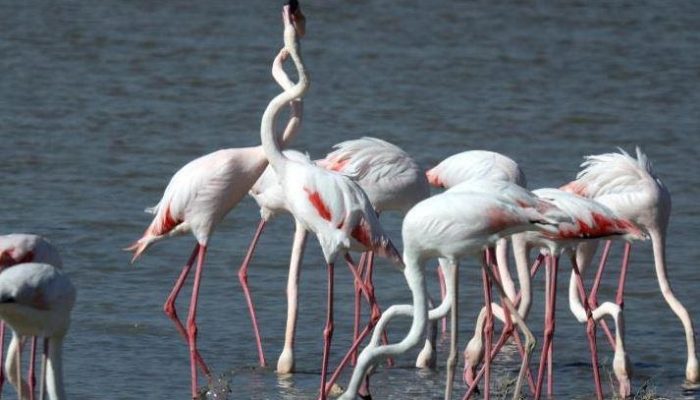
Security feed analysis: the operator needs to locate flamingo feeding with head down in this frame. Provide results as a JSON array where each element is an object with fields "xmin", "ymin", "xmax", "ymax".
[
  {"xmin": 426, "ymin": 150, "xmax": 528, "ymax": 329},
  {"xmin": 462, "ymin": 188, "xmax": 646, "ymax": 400},
  {"xmin": 339, "ymin": 189, "xmax": 566, "ymax": 400},
  {"xmin": 0, "ymin": 234, "xmax": 63, "ymax": 400},
  {"xmin": 125, "ymin": 3, "xmax": 307, "ymax": 396},
  {"xmin": 0, "ymin": 261, "xmax": 76, "ymax": 400},
  {"xmin": 258, "ymin": 6, "xmax": 404, "ymax": 400},
  {"xmin": 562, "ymin": 147, "xmax": 699, "ymax": 385}
]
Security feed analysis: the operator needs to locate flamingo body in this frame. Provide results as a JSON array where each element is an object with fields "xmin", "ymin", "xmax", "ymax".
[{"xmin": 426, "ymin": 150, "xmax": 526, "ymax": 189}]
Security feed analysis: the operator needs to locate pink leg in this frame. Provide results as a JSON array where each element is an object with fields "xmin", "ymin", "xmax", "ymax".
[
  {"xmin": 616, "ymin": 242, "xmax": 631, "ymax": 308},
  {"xmin": 437, "ymin": 266, "xmax": 448, "ymax": 335},
  {"xmin": 535, "ymin": 256, "xmax": 559, "ymax": 399},
  {"xmin": 482, "ymin": 261, "xmax": 494, "ymax": 399},
  {"xmin": 187, "ymin": 245, "xmax": 208, "ymax": 399},
  {"xmin": 464, "ymin": 254, "xmax": 544, "ymax": 398},
  {"xmin": 317, "ymin": 262, "xmax": 335, "ymax": 400},
  {"xmin": 351, "ymin": 252, "xmax": 367, "ymax": 366},
  {"xmin": 163, "ymin": 244, "xmax": 209, "ymax": 376},
  {"xmin": 362, "ymin": 251, "xmax": 393, "ymax": 366},
  {"xmin": 28, "ymin": 336, "xmax": 37, "ymax": 400},
  {"xmin": 587, "ymin": 241, "xmax": 616, "ymax": 349},
  {"xmin": 237, "ymin": 219, "xmax": 268, "ymax": 367},
  {"xmin": 571, "ymin": 256, "xmax": 604, "ymax": 400}
]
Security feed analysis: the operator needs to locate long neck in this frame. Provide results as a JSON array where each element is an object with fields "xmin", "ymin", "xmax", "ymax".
[
  {"xmin": 649, "ymin": 227, "xmax": 698, "ymax": 380},
  {"xmin": 342, "ymin": 251, "xmax": 428, "ymax": 399},
  {"xmin": 45, "ymin": 336, "xmax": 66, "ymax": 400},
  {"xmin": 272, "ymin": 51, "xmax": 303, "ymax": 150},
  {"xmin": 261, "ymin": 27, "xmax": 309, "ymax": 175}
]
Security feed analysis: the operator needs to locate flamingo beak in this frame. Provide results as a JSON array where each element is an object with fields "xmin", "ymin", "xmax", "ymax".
[{"xmin": 284, "ymin": 0, "xmax": 306, "ymax": 37}]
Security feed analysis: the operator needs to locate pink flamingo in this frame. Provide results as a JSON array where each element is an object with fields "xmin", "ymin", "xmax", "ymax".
[
  {"xmin": 436, "ymin": 180, "xmax": 569, "ymax": 399},
  {"xmin": 562, "ymin": 147, "xmax": 699, "ymax": 385},
  {"xmin": 463, "ymin": 189, "xmax": 645, "ymax": 399},
  {"xmin": 125, "ymin": 5, "xmax": 307, "ymax": 396},
  {"xmin": 242, "ymin": 138, "xmax": 429, "ymax": 375},
  {"xmin": 0, "ymin": 234, "xmax": 63, "ymax": 400},
  {"xmin": 427, "ymin": 150, "xmax": 527, "ymax": 323},
  {"xmin": 258, "ymin": 8, "xmax": 404, "ymax": 400},
  {"xmin": 0, "ymin": 263, "xmax": 75, "ymax": 400},
  {"xmin": 339, "ymin": 190, "xmax": 565, "ymax": 400},
  {"xmin": 426, "ymin": 150, "xmax": 529, "ymax": 368}
]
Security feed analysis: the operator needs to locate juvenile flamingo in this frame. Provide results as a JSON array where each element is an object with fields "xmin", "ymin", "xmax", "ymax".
[
  {"xmin": 339, "ymin": 190, "xmax": 564, "ymax": 400},
  {"xmin": 0, "ymin": 234, "xmax": 62, "ymax": 399},
  {"xmin": 259, "ymin": 7, "xmax": 404, "ymax": 400},
  {"xmin": 0, "ymin": 262, "xmax": 76, "ymax": 400},
  {"xmin": 562, "ymin": 147, "xmax": 699, "ymax": 384},
  {"xmin": 125, "ymin": 4, "xmax": 307, "ymax": 396}
]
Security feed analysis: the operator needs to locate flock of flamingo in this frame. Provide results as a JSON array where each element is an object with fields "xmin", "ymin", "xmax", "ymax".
[{"xmin": 1, "ymin": 2, "xmax": 698, "ymax": 399}]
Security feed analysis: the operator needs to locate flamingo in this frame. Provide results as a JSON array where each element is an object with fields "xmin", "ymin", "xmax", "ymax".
[
  {"xmin": 258, "ymin": 7, "xmax": 404, "ymax": 400},
  {"xmin": 0, "ymin": 234, "xmax": 63, "ymax": 399},
  {"xmin": 125, "ymin": 3, "xmax": 307, "ymax": 396},
  {"xmin": 339, "ymin": 190, "xmax": 564, "ymax": 400},
  {"xmin": 425, "ymin": 150, "xmax": 529, "ymax": 366},
  {"xmin": 241, "ymin": 137, "xmax": 429, "ymax": 384},
  {"xmin": 562, "ymin": 147, "xmax": 699, "ymax": 385},
  {"xmin": 0, "ymin": 262, "xmax": 76, "ymax": 400},
  {"xmin": 426, "ymin": 150, "xmax": 527, "ymax": 324},
  {"xmin": 462, "ymin": 188, "xmax": 646, "ymax": 399}
]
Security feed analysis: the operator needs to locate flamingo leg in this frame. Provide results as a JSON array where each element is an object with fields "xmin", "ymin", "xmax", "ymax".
[
  {"xmin": 437, "ymin": 266, "xmax": 447, "ymax": 336},
  {"xmin": 277, "ymin": 222, "xmax": 308, "ymax": 374},
  {"xmin": 464, "ymin": 256, "xmax": 536, "ymax": 400},
  {"xmin": 351, "ymin": 252, "xmax": 368, "ymax": 366},
  {"xmin": 571, "ymin": 256, "xmax": 604, "ymax": 400},
  {"xmin": 535, "ymin": 256, "xmax": 559, "ymax": 399},
  {"xmin": 317, "ymin": 262, "xmax": 335, "ymax": 400},
  {"xmin": 482, "ymin": 263, "xmax": 494, "ymax": 400},
  {"xmin": 28, "ymin": 336, "xmax": 37, "ymax": 400},
  {"xmin": 186, "ymin": 244, "xmax": 208, "ymax": 399},
  {"xmin": 163, "ymin": 244, "xmax": 209, "ymax": 376},
  {"xmin": 237, "ymin": 219, "xmax": 268, "ymax": 367},
  {"xmin": 587, "ymin": 241, "xmax": 616, "ymax": 349},
  {"xmin": 0, "ymin": 322, "xmax": 5, "ymax": 394},
  {"xmin": 17, "ymin": 336, "xmax": 22, "ymax": 400},
  {"xmin": 362, "ymin": 251, "xmax": 393, "ymax": 366},
  {"xmin": 40, "ymin": 338, "xmax": 48, "ymax": 400},
  {"xmin": 615, "ymin": 242, "xmax": 631, "ymax": 308},
  {"xmin": 445, "ymin": 262, "xmax": 459, "ymax": 400}
]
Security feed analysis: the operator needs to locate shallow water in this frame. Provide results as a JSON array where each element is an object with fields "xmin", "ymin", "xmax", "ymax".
[{"xmin": 1, "ymin": 1, "xmax": 699, "ymax": 399}]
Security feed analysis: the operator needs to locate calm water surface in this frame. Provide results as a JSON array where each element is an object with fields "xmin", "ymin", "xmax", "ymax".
[{"xmin": 1, "ymin": 1, "xmax": 699, "ymax": 399}]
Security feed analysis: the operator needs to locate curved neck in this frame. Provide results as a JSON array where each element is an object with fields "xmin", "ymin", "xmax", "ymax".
[
  {"xmin": 272, "ymin": 50, "xmax": 303, "ymax": 149},
  {"xmin": 46, "ymin": 336, "xmax": 66, "ymax": 400},
  {"xmin": 650, "ymin": 228, "xmax": 697, "ymax": 367},
  {"xmin": 261, "ymin": 25, "xmax": 309, "ymax": 175}
]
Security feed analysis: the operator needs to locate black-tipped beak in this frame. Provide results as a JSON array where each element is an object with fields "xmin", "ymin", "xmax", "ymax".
[{"xmin": 284, "ymin": 0, "xmax": 306, "ymax": 37}]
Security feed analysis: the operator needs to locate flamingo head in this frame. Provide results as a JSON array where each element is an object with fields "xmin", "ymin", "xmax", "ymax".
[{"xmin": 284, "ymin": 0, "xmax": 306, "ymax": 37}]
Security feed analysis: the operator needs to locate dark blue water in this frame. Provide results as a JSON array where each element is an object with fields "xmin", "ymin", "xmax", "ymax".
[{"xmin": 1, "ymin": 1, "xmax": 699, "ymax": 398}]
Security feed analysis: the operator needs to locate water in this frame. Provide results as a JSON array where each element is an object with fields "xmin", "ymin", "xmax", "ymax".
[{"xmin": 1, "ymin": 1, "xmax": 699, "ymax": 398}]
